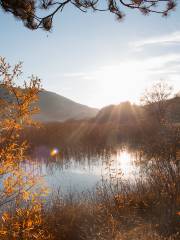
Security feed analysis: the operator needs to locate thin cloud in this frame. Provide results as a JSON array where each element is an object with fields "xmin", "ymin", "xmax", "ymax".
[
  {"xmin": 63, "ymin": 54, "xmax": 180, "ymax": 83},
  {"xmin": 131, "ymin": 31, "xmax": 180, "ymax": 50},
  {"xmin": 91, "ymin": 54, "xmax": 180, "ymax": 80}
]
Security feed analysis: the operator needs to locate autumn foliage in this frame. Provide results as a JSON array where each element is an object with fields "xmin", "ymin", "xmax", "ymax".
[{"xmin": 0, "ymin": 57, "xmax": 50, "ymax": 239}]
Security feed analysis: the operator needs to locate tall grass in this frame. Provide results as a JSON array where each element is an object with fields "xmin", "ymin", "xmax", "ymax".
[{"xmin": 37, "ymin": 152, "xmax": 180, "ymax": 240}]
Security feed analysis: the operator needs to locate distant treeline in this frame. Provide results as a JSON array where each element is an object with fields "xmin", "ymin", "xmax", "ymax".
[{"xmin": 23, "ymin": 97, "xmax": 180, "ymax": 152}]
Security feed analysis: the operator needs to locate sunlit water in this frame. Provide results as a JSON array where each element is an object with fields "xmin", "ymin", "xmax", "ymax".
[{"xmin": 31, "ymin": 147, "xmax": 140, "ymax": 193}]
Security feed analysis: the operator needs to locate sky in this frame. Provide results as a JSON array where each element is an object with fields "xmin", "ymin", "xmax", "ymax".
[{"xmin": 0, "ymin": 2, "xmax": 180, "ymax": 108}]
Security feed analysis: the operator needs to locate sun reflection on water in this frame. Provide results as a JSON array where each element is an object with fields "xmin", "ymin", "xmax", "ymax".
[{"xmin": 117, "ymin": 150, "xmax": 133, "ymax": 176}]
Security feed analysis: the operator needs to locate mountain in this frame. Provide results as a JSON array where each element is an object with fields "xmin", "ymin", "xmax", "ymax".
[
  {"xmin": 33, "ymin": 90, "xmax": 98, "ymax": 122},
  {"xmin": 95, "ymin": 101, "xmax": 140, "ymax": 124},
  {"xmin": 0, "ymin": 87, "xmax": 98, "ymax": 122},
  {"xmin": 94, "ymin": 98, "xmax": 180, "ymax": 125}
]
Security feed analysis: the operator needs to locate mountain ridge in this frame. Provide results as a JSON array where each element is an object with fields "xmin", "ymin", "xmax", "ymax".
[
  {"xmin": 0, "ymin": 87, "xmax": 99, "ymax": 122},
  {"xmin": 34, "ymin": 90, "xmax": 99, "ymax": 122}
]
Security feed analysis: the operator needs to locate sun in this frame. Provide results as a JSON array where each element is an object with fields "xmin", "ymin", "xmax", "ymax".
[{"xmin": 91, "ymin": 61, "xmax": 147, "ymax": 107}]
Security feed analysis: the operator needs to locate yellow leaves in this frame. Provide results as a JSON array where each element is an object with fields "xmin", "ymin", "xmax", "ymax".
[
  {"xmin": 0, "ymin": 230, "xmax": 7, "ymax": 235},
  {"xmin": 0, "ymin": 207, "xmax": 48, "ymax": 239},
  {"xmin": 22, "ymin": 191, "xmax": 30, "ymax": 201},
  {"xmin": 2, "ymin": 213, "xmax": 9, "ymax": 222},
  {"xmin": 26, "ymin": 219, "xmax": 33, "ymax": 228},
  {"xmin": 0, "ymin": 58, "xmax": 46, "ymax": 239},
  {"xmin": 0, "ymin": 203, "xmax": 44, "ymax": 238},
  {"xmin": 3, "ymin": 176, "xmax": 15, "ymax": 195},
  {"xmin": 16, "ymin": 208, "xmax": 23, "ymax": 217}
]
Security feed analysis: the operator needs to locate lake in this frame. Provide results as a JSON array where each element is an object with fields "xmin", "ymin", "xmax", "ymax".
[{"xmin": 31, "ymin": 146, "xmax": 141, "ymax": 193}]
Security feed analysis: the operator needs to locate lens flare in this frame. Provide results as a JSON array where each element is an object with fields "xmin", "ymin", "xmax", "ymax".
[{"xmin": 50, "ymin": 148, "xmax": 59, "ymax": 157}]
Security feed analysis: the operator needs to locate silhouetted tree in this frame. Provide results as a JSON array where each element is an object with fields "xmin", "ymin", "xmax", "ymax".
[
  {"xmin": 0, "ymin": 0, "xmax": 176, "ymax": 31},
  {"xmin": 141, "ymin": 80, "xmax": 173, "ymax": 124}
]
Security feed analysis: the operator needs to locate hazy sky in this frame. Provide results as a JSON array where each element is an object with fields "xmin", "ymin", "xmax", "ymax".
[{"xmin": 1, "ymin": 3, "xmax": 180, "ymax": 108}]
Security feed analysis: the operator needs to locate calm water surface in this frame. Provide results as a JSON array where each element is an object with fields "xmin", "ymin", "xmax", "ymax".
[{"xmin": 31, "ymin": 147, "xmax": 141, "ymax": 193}]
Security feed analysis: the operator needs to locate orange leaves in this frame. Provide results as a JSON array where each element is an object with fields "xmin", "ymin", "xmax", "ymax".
[
  {"xmin": 3, "ymin": 177, "xmax": 14, "ymax": 195},
  {"xmin": 1, "ymin": 213, "xmax": 9, "ymax": 222},
  {"xmin": 0, "ymin": 57, "xmax": 49, "ymax": 239},
  {"xmin": 22, "ymin": 191, "xmax": 30, "ymax": 201},
  {"xmin": 0, "ymin": 203, "xmax": 45, "ymax": 239}
]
